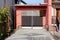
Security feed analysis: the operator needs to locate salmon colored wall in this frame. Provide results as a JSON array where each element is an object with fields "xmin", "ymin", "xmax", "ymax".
[
  {"xmin": 15, "ymin": 5, "xmax": 47, "ymax": 29},
  {"xmin": 44, "ymin": 0, "xmax": 52, "ymax": 26},
  {"xmin": 43, "ymin": 17, "xmax": 46, "ymax": 26},
  {"xmin": 47, "ymin": 0, "xmax": 52, "ymax": 25},
  {"xmin": 16, "ymin": 8, "xmax": 22, "ymax": 29}
]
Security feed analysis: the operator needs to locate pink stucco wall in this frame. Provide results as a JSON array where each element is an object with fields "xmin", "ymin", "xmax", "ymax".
[
  {"xmin": 15, "ymin": 0, "xmax": 53, "ymax": 29},
  {"xmin": 47, "ymin": 0, "xmax": 52, "ymax": 25},
  {"xmin": 43, "ymin": 17, "xmax": 46, "ymax": 26},
  {"xmin": 16, "ymin": 8, "xmax": 22, "ymax": 29},
  {"xmin": 44, "ymin": 0, "xmax": 52, "ymax": 26},
  {"xmin": 15, "ymin": 5, "xmax": 47, "ymax": 29}
]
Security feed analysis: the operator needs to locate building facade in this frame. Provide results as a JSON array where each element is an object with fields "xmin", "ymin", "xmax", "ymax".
[
  {"xmin": 15, "ymin": 0, "xmax": 60, "ymax": 29},
  {"xmin": 14, "ymin": 0, "xmax": 51, "ymax": 29},
  {"xmin": 0, "ymin": 0, "xmax": 60, "ymax": 30}
]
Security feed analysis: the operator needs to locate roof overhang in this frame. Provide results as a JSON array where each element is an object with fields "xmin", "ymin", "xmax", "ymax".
[{"xmin": 14, "ymin": 4, "xmax": 47, "ymax": 10}]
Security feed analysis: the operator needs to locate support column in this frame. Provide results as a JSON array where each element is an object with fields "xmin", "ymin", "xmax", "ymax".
[
  {"xmin": 16, "ymin": 8, "xmax": 22, "ymax": 29},
  {"xmin": 47, "ymin": 0, "xmax": 52, "ymax": 25}
]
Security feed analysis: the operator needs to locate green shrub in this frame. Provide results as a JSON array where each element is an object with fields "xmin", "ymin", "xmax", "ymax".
[{"xmin": 0, "ymin": 6, "xmax": 10, "ymax": 40}]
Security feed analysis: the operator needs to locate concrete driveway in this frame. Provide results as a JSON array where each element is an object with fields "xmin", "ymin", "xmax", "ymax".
[{"xmin": 5, "ymin": 28, "xmax": 54, "ymax": 40}]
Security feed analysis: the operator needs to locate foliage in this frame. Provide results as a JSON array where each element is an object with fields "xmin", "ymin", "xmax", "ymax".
[
  {"xmin": 0, "ymin": 6, "xmax": 10, "ymax": 40},
  {"xmin": 0, "ymin": 6, "xmax": 9, "ymax": 23}
]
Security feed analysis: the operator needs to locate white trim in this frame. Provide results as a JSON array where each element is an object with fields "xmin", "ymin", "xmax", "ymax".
[
  {"xmin": 22, "ymin": 27, "xmax": 32, "ymax": 29},
  {"xmin": 32, "ymin": 27, "xmax": 43, "ymax": 29},
  {"xmin": 22, "ymin": 27, "xmax": 43, "ymax": 29}
]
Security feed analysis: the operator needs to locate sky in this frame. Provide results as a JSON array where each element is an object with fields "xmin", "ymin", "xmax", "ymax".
[{"xmin": 23, "ymin": 0, "xmax": 44, "ymax": 4}]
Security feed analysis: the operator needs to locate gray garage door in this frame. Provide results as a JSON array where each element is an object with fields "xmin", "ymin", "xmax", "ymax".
[{"xmin": 22, "ymin": 10, "xmax": 45, "ymax": 27}]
